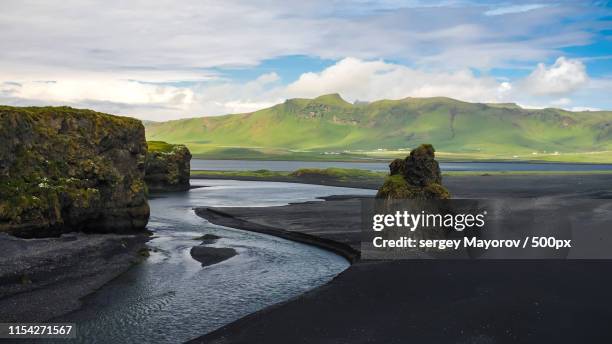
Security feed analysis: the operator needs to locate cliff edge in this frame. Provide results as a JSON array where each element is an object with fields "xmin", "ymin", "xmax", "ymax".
[
  {"xmin": 0, "ymin": 106, "xmax": 150, "ymax": 237},
  {"xmin": 145, "ymin": 141, "xmax": 191, "ymax": 192}
]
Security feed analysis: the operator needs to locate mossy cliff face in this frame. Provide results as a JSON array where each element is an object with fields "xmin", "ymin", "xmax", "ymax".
[
  {"xmin": 144, "ymin": 141, "xmax": 191, "ymax": 192},
  {"xmin": 0, "ymin": 106, "xmax": 150, "ymax": 237},
  {"xmin": 377, "ymin": 144, "xmax": 450, "ymax": 200}
]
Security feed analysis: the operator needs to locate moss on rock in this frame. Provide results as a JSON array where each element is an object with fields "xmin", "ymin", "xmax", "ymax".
[
  {"xmin": 144, "ymin": 141, "xmax": 191, "ymax": 192},
  {"xmin": 376, "ymin": 144, "xmax": 450, "ymax": 200},
  {"xmin": 377, "ymin": 175, "xmax": 451, "ymax": 200},
  {"xmin": 0, "ymin": 106, "xmax": 150, "ymax": 237}
]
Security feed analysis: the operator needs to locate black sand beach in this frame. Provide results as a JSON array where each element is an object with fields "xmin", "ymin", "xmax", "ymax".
[
  {"xmin": 193, "ymin": 173, "xmax": 612, "ymax": 198},
  {"xmin": 0, "ymin": 233, "xmax": 149, "ymax": 322},
  {"xmin": 190, "ymin": 172, "xmax": 383, "ymax": 189},
  {"xmin": 191, "ymin": 174, "xmax": 612, "ymax": 343},
  {"xmin": 190, "ymin": 246, "xmax": 237, "ymax": 267}
]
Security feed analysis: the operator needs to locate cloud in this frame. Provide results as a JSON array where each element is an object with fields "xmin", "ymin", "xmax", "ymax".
[
  {"xmin": 0, "ymin": 56, "xmax": 606, "ymax": 120},
  {"xmin": 523, "ymin": 57, "xmax": 588, "ymax": 95},
  {"xmin": 0, "ymin": 0, "xmax": 600, "ymax": 75},
  {"xmin": 286, "ymin": 57, "xmax": 508, "ymax": 103},
  {"xmin": 3, "ymin": 78, "xmax": 194, "ymax": 108},
  {"xmin": 570, "ymin": 106, "xmax": 601, "ymax": 112},
  {"xmin": 220, "ymin": 100, "xmax": 280, "ymax": 114},
  {"xmin": 485, "ymin": 4, "xmax": 548, "ymax": 16},
  {"xmin": 254, "ymin": 73, "xmax": 281, "ymax": 85},
  {"xmin": 551, "ymin": 97, "xmax": 572, "ymax": 106},
  {"xmin": 215, "ymin": 56, "xmax": 603, "ymax": 116},
  {"xmin": 0, "ymin": 1, "xmax": 609, "ymax": 118}
]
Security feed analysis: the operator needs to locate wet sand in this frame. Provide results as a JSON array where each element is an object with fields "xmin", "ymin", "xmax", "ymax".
[
  {"xmin": 190, "ymin": 246, "xmax": 237, "ymax": 266},
  {"xmin": 191, "ymin": 174, "xmax": 612, "ymax": 343},
  {"xmin": 0, "ymin": 233, "xmax": 149, "ymax": 322}
]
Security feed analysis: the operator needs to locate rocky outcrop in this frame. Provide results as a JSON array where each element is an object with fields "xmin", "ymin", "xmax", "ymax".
[
  {"xmin": 377, "ymin": 144, "xmax": 450, "ymax": 199},
  {"xmin": 0, "ymin": 106, "xmax": 150, "ymax": 238},
  {"xmin": 144, "ymin": 141, "xmax": 191, "ymax": 192}
]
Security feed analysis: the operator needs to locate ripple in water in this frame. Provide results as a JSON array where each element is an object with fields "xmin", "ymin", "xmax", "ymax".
[{"xmin": 48, "ymin": 180, "xmax": 375, "ymax": 343}]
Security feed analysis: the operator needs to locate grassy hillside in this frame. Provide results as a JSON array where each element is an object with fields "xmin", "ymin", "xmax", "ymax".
[{"xmin": 145, "ymin": 94, "xmax": 612, "ymax": 162}]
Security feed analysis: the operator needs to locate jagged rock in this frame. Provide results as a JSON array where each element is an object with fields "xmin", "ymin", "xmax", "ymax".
[
  {"xmin": 376, "ymin": 144, "xmax": 450, "ymax": 200},
  {"xmin": 403, "ymin": 143, "xmax": 442, "ymax": 186},
  {"xmin": 389, "ymin": 159, "xmax": 405, "ymax": 176},
  {"xmin": 0, "ymin": 106, "xmax": 150, "ymax": 237},
  {"xmin": 144, "ymin": 141, "xmax": 191, "ymax": 192}
]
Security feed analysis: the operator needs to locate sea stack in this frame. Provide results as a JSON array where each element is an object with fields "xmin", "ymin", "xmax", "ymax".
[
  {"xmin": 376, "ymin": 144, "xmax": 450, "ymax": 199},
  {"xmin": 0, "ymin": 106, "xmax": 150, "ymax": 237},
  {"xmin": 144, "ymin": 141, "xmax": 192, "ymax": 192}
]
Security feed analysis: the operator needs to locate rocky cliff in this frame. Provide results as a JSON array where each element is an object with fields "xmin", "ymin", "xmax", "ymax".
[
  {"xmin": 145, "ymin": 141, "xmax": 191, "ymax": 192},
  {"xmin": 0, "ymin": 106, "xmax": 150, "ymax": 237},
  {"xmin": 377, "ymin": 144, "xmax": 450, "ymax": 199}
]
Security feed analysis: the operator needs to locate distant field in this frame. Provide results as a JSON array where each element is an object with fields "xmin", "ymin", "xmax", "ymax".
[
  {"xmin": 146, "ymin": 95, "xmax": 612, "ymax": 163},
  {"xmin": 181, "ymin": 148, "xmax": 612, "ymax": 163},
  {"xmin": 191, "ymin": 168, "xmax": 612, "ymax": 182},
  {"xmin": 191, "ymin": 168, "xmax": 385, "ymax": 180}
]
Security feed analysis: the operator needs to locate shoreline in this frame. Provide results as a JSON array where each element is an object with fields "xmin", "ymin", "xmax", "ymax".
[
  {"xmin": 196, "ymin": 207, "xmax": 361, "ymax": 263},
  {"xmin": 191, "ymin": 173, "xmax": 381, "ymax": 189},
  {"xmin": 189, "ymin": 174, "xmax": 612, "ymax": 343},
  {"xmin": 4, "ymin": 174, "xmax": 612, "ymax": 338},
  {"xmin": 192, "ymin": 200, "xmax": 364, "ymax": 343},
  {"xmin": 0, "ymin": 232, "xmax": 149, "ymax": 322},
  {"xmin": 193, "ymin": 173, "xmax": 612, "ymax": 198},
  {"xmin": 190, "ymin": 156, "xmax": 612, "ymax": 165}
]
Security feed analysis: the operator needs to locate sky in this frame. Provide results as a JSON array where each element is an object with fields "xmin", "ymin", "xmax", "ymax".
[{"xmin": 1, "ymin": 0, "xmax": 611, "ymax": 121}]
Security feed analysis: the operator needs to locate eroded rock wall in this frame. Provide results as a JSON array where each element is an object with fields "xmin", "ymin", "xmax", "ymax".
[
  {"xmin": 0, "ymin": 106, "xmax": 150, "ymax": 237},
  {"xmin": 144, "ymin": 141, "xmax": 191, "ymax": 192}
]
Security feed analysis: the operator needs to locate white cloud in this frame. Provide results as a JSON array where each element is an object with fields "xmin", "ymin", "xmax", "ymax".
[
  {"xmin": 485, "ymin": 4, "xmax": 548, "ymax": 16},
  {"xmin": 523, "ymin": 57, "xmax": 588, "ymax": 95},
  {"xmin": 2, "ymin": 56, "xmax": 607, "ymax": 120},
  {"xmin": 255, "ymin": 73, "xmax": 281, "ymax": 85},
  {"xmin": 4, "ymin": 78, "xmax": 194, "ymax": 108},
  {"xmin": 0, "ymin": 0, "xmax": 608, "ymax": 119},
  {"xmin": 286, "ymin": 57, "xmax": 507, "ymax": 103},
  {"xmin": 220, "ymin": 100, "xmax": 280, "ymax": 114},
  {"xmin": 571, "ymin": 106, "xmax": 601, "ymax": 112},
  {"xmin": 551, "ymin": 97, "xmax": 571, "ymax": 106},
  {"xmin": 0, "ymin": 0, "xmax": 597, "ymax": 75}
]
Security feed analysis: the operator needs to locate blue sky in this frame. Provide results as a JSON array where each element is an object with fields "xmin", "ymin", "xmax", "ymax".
[
  {"xmin": 0, "ymin": 0, "xmax": 611, "ymax": 120},
  {"xmin": 215, "ymin": 56, "xmax": 337, "ymax": 84}
]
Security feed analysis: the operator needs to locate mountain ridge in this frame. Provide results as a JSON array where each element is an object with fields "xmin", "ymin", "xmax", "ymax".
[{"xmin": 145, "ymin": 95, "xmax": 612, "ymax": 162}]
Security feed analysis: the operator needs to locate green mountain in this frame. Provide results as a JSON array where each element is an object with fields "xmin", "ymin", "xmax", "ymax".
[{"xmin": 145, "ymin": 94, "xmax": 612, "ymax": 162}]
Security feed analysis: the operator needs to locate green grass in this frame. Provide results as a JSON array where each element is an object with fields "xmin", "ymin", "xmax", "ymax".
[
  {"xmin": 147, "ymin": 140, "xmax": 176, "ymax": 153},
  {"xmin": 191, "ymin": 169, "xmax": 289, "ymax": 178},
  {"xmin": 191, "ymin": 167, "xmax": 612, "ymax": 181},
  {"xmin": 366, "ymin": 150, "xmax": 612, "ymax": 163},
  {"xmin": 191, "ymin": 168, "xmax": 386, "ymax": 180},
  {"xmin": 191, "ymin": 168, "xmax": 387, "ymax": 183},
  {"xmin": 146, "ymin": 95, "xmax": 612, "ymax": 163},
  {"xmin": 289, "ymin": 167, "xmax": 385, "ymax": 180}
]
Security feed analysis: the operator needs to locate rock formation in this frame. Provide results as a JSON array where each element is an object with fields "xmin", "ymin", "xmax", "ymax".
[
  {"xmin": 144, "ymin": 141, "xmax": 191, "ymax": 192},
  {"xmin": 377, "ymin": 144, "xmax": 450, "ymax": 199},
  {"xmin": 0, "ymin": 106, "xmax": 150, "ymax": 237}
]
